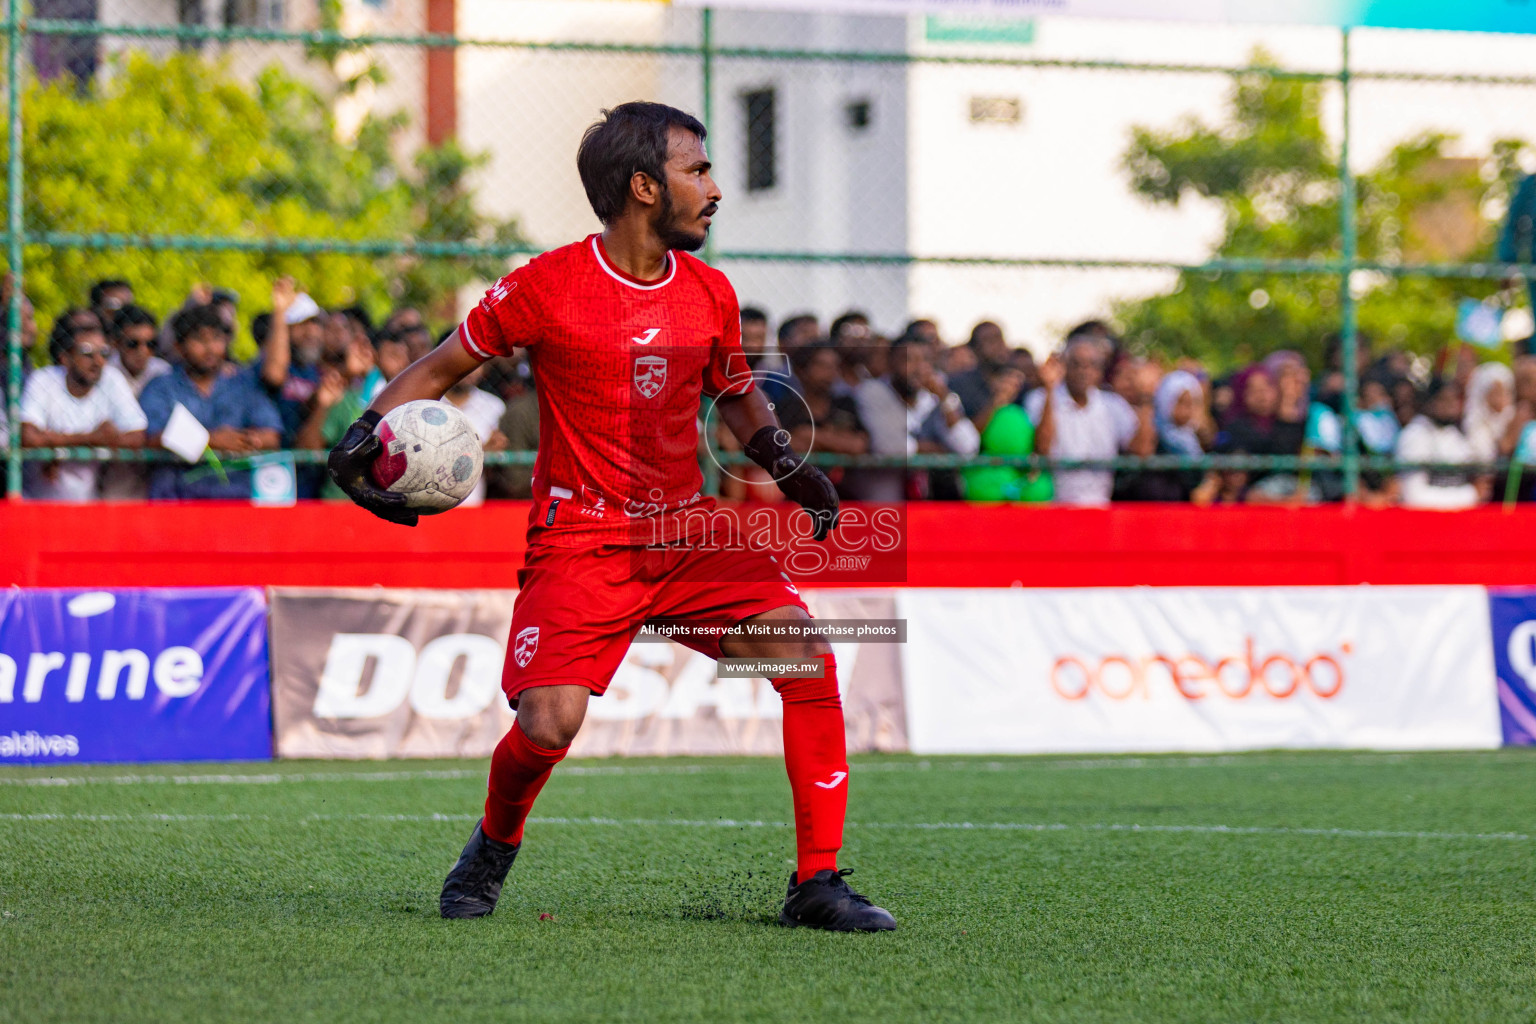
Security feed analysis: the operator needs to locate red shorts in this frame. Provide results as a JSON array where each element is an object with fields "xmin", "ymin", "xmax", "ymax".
[{"xmin": 502, "ymin": 536, "xmax": 808, "ymax": 702}]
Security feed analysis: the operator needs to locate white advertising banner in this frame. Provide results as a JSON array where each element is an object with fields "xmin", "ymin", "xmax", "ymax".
[{"xmin": 898, "ymin": 587, "xmax": 1503, "ymax": 754}]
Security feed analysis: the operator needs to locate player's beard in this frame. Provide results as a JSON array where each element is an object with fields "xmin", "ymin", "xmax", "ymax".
[{"xmin": 655, "ymin": 187, "xmax": 709, "ymax": 253}]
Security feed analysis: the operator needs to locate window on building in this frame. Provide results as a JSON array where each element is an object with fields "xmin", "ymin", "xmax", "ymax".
[
  {"xmin": 846, "ymin": 99, "xmax": 872, "ymax": 132},
  {"xmin": 32, "ymin": 0, "xmax": 98, "ymax": 85},
  {"xmin": 968, "ymin": 96, "xmax": 1023, "ymax": 125},
  {"xmin": 743, "ymin": 88, "xmax": 777, "ymax": 193},
  {"xmin": 223, "ymin": 0, "xmax": 285, "ymax": 29}
]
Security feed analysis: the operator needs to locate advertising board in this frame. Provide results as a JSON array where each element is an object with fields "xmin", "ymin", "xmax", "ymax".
[
  {"xmin": 0, "ymin": 587, "xmax": 271, "ymax": 763},
  {"xmin": 900, "ymin": 587, "xmax": 1503, "ymax": 754}
]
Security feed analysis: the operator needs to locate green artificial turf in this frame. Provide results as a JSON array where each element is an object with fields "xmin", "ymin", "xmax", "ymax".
[{"xmin": 1, "ymin": 750, "xmax": 1533, "ymax": 1023}]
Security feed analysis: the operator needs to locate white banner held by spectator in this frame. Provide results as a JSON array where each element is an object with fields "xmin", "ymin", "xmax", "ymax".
[
  {"xmin": 160, "ymin": 403, "xmax": 210, "ymax": 463},
  {"xmin": 898, "ymin": 587, "xmax": 1502, "ymax": 754}
]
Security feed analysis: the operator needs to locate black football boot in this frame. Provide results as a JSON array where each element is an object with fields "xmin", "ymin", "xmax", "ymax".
[
  {"xmin": 779, "ymin": 868, "xmax": 897, "ymax": 932},
  {"xmin": 439, "ymin": 818, "xmax": 521, "ymax": 919}
]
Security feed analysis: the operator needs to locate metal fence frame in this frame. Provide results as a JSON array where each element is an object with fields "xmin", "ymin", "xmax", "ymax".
[{"xmin": 6, "ymin": 3, "xmax": 1536, "ymax": 499}]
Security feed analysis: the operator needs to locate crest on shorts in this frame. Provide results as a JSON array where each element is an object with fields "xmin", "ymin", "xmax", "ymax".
[
  {"xmin": 634, "ymin": 355, "xmax": 667, "ymax": 399},
  {"xmin": 514, "ymin": 626, "xmax": 539, "ymax": 668}
]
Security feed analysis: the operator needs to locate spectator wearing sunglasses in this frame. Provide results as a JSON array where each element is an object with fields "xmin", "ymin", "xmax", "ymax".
[
  {"xmin": 107, "ymin": 305, "xmax": 171, "ymax": 398},
  {"xmin": 18, "ymin": 309, "xmax": 147, "ymax": 500},
  {"xmin": 99, "ymin": 305, "xmax": 168, "ymax": 498}
]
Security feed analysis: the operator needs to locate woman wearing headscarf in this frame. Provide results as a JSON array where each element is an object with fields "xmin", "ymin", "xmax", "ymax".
[
  {"xmin": 1214, "ymin": 363, "xmax": 1312, "ymax": 503},
  {"xmin": 1244, "ymin": 353, "xmax": 1313, "ymax": 502},
  {"xmin": 1463, "ymin": 361, "xmax": 1514, "ymax": 465},
  {"xmin": 1122, "ymin": 369, "xmax": 1212, "ymax": 501}
]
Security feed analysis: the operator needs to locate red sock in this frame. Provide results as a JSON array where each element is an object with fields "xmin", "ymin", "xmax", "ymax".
[
  {"xmin": 773, "ymin": 652, "xmax": 847, "ymax": 881},
  {"xmin": 483, "ymin": 721, "xmax": 567, "ymax": 845}
]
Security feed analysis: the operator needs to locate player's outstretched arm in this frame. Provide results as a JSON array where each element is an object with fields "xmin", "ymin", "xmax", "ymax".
[
  {"xmin": 716, "ymin": 388, "xmax": 841, "ymax": 542},
  {"xmin": 327, "ymin": 332, "xmax": 484, "ymax": 528}
]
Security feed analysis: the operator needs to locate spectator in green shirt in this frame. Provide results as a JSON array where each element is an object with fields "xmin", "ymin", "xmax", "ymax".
[{"xmin": 963, "ymin": 363, "xmax": 1052, "ymax": 502}]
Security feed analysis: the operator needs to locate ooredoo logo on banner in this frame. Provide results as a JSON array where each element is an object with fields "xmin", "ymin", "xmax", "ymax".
[{"xmin": 899, "ymin": 587, "xmax": 1502, "ymax": 754}]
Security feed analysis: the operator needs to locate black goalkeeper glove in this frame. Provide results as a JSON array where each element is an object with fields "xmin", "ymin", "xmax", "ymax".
[
  {"xmin": 743, "ymin": 425, "xmax": 840, "ymax": 542},
  {"xmin": 327, "ymin": 410, "xmax": 419, "ymax": 528}
]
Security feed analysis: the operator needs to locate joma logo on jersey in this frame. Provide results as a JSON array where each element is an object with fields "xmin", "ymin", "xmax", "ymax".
[
  {"xmin": 632, "ymin": 328, "xmax": 660, "ymax": 345},
  {"xmin": 634, "ymin": 355, "xmax": 667, "ymax": 399},
  {"xmin": 483, "ymin": 278, "xmax": 517, "ymax": 311}
]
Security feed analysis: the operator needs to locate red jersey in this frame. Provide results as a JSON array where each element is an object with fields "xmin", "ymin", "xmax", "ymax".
[{"xmin": 458, "ymin": 234, "xmax": 754, "ymax": 547}]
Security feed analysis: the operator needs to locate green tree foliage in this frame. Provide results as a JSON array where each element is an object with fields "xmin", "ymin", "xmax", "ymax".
[
  {"xmin": 1115, "ymin": 53, "xmax": 1531, "ymax": 371},
  {"xmin": 5, "ymin": 52, "xmax": 523, "ymax": 359}
]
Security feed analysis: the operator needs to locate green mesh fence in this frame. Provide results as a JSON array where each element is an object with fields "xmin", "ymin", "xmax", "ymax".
[{"xmin": 5, "ymin": 2, "xmax": 1536, "ymax": 501}]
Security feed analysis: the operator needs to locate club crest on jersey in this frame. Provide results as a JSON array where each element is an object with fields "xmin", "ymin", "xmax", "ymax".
[
  {"xmin": 514, "ymin": 626, "xmax": 539, "ymax": 668},
  {"xmin": 578, "ymin": 484, "xmax": 607, "ymax": 518},
  {"xmin": 634, "ymin": 355, "xmax": 667, "ymax": 399}
]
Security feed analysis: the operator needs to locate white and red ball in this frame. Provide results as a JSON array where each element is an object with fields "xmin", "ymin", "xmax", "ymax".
[{"xmin": 369, "ymin": 400, "xmax": 483, "ymax": 513}]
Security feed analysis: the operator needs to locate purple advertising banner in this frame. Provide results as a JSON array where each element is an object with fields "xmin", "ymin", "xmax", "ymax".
[
  {"xmin": 0, "ymin": 587, "xmax": 271, "ymax": 763},
  {"xmin": 1489, "ymin": 589, "xmax": 1536, "ymax": 746}
]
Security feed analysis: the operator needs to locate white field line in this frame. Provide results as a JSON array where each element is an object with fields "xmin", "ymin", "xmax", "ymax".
[
  {"xmin": 0, "ymin": 766, "xmax": 705, "ymax": 787},
  {"xmin": 0, "ymin": 751, "xmax": 1485, "ymax": 788},
  {"xmin": 0, "ymin": 811, "xmax": 1526, "ymax": 842}
]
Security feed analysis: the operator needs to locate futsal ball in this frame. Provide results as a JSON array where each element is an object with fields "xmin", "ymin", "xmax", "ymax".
[{"xmin": 369, "ymin": 400, "xmax": 484, "ymax": 513}]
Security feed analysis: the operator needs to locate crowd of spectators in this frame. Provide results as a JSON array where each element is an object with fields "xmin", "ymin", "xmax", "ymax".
[
  {"xmin": 725, "ymin": 307, "xmax": 1536, "ymax": 509},
  {"xmin": 2, "ymin": 277, "xmax": 527, "ymax": 503},
  {"xmin": 3, "ymin": 273, "xmax": 1534, "ymax": 508}
]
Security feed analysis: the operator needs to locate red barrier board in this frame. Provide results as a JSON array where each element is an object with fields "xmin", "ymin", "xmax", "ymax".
[{"xmin": 4, "ymin": 500, "xmax": 1536, "ymax": 588}]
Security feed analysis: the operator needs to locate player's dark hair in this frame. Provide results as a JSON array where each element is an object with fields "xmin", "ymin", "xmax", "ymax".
[
  {"xmin": 577, "ymin": 101, "xmax": 707, "ymax": 224},
  {"xmin": 107, "ymin": 304, "xmax": 156, "ymax": 339},
  {"xmin": 48, "ymin": 308, "xmax": 103, "ymax": 362},
  {"xmin": 172, "ymin": 304, "xmax": 230, "ymax": 345},
  {"xmin": 89, "ymin": 279, "xmax": 130, "ymax": 307},
  {"xmin": 740, "ymin": 306, "xmax": 768, "ymax": 325}
]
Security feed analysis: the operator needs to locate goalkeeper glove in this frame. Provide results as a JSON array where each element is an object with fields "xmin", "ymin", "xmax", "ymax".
[
  {"xmin": 743, "ymin": 425, "xmax": 839, "ymax": 542},
  {"xmin": 327, "ymin": 410, "xmax": 419, "ymax": 528}
]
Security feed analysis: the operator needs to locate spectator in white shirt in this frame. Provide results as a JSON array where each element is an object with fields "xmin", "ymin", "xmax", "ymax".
[
  {"xmin": 1027, "ymin": 335, "xmax": 1156, "ymax": 506},
  {"xmin": 854, "ymin": 337, "xmax": 979, "ymax": 501},
  {"xmin": 19, "ymin": 309, "xmax": 147, "ymax": 500},
  {"xmin": 1396, "ymin": 378, "xmax": 1488, "ymax": 510}
]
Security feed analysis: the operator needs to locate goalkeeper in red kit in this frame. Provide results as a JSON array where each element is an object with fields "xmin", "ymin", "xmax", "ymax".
[{"xmin": 326, "ymin": 102, "xmax": 895, "ymax": 931}]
